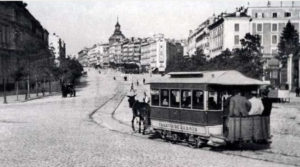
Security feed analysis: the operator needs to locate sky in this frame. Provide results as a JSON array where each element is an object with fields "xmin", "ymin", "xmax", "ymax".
[{"xmin": 25, "ymin": 0, "xmax": 268, "ymax": 55}]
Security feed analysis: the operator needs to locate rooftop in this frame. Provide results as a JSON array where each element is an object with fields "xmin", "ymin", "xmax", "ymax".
[{"xmin": 149, "ymin": 70, "xmax": 267, "ymax": 86}]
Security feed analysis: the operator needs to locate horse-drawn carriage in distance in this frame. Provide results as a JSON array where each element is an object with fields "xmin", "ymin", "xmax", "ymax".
[
  {"xmin": 141, "ymin": 70, "xmax": 271, "ymax": 147},
  {"xmin": 62, "ymin": 82, "xmax": 76, "ymax": 97}
]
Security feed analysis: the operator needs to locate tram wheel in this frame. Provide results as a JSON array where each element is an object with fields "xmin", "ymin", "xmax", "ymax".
[
  {"xmin": 171, "ymin": 133, "xmax": 179, "ymax": 144},
  {"xmin": 193, "ymin": 137, "xmax": 205, "ymax": 148}
]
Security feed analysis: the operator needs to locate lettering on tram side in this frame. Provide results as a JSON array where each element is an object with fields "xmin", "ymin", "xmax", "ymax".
[{"xmin": 158, "ymin": 122, "xmax": 198, "ymax": 132}]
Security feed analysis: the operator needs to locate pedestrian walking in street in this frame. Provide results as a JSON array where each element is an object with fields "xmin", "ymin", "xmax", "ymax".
[
  {"xmin": 136, "ymin": 80, "xmax": 139, "ymax": 86},
  {"xmin": 143, "ymin": 78, "xmax": 145, "ymax": 85}
]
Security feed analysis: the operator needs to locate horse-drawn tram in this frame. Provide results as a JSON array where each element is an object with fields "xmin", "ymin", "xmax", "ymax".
[{"xmin": 148, "ymin": 70, "xmax": 271, "ymax": 147}]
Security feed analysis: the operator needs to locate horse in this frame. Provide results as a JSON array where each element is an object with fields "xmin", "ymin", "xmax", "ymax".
[{"xmin": 127, "ymin": 95, "xmax": 150, "ymax": 134}]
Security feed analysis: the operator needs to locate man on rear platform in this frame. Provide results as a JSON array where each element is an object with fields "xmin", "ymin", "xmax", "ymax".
[
  {"xmin": 229, "ymin": 90, "xmax": 251, "ymax": 117},
  {"xmin": 248, "ymin": 91, "xmax": 264, "ymax": 115}
]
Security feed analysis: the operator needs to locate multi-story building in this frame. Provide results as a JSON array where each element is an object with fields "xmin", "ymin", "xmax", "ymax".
[
  {"xmin": 141, "ymin": 38, "xmax": 154, "ymax": 72},
  {"xmin": 187, "ymin": 1, "xmax": 300, "ymax": 90},
  {"xmin": 208, "ymin": 9, "xmax": 250, "ymax": 58},
  {"xmin": 77, "ymin": 48, "xmax": 89, "ymax": 67},
  {"xmin": 108, "ymin": 42, "xmax": 122, "ymax": 65},
  {"xmin": 87, "ymin": 44, "xmax": 98, "ymax": 67},
  {"xmin": 248, "ymin": 1, "xmax": 300, "ymax": 89},
  {"xmin": 121, "ymin": 37, "xmax": 142, "ymax": 64},
  {"xmin": 107, "ymin": 19, "xmax": 126, "ymax": 67},
  {"xmin": 98, "ymin": 43, "xmax": 109, "ymax": 67},
  {"xmin": 109, "ymin": 19, "xmax": 126, "ymax": 45},
  {"xmin": 49, "ymin": 33, "xmax": 66, "ymax": 66},
  {"xmin": 187, "ymin": 19, "xmax": 211, "ymax": 56},
  {"xmin": 140, "ymin": 34, "xmax": 184, "ymax": 73},
  {"xmin": 0, "ymin": 1, "xmax": 49, "ymax": 85}
]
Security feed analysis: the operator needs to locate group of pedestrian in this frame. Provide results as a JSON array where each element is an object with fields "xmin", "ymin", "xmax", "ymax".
[{"xmin": 227, "ymin": 90, "xmax": 272, "ymax": 117}]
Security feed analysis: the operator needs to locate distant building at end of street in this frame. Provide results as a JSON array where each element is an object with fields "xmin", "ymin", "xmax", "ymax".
[{"xmin": 49, "ymin": 33, "xmax": 66, "ymax": 66}]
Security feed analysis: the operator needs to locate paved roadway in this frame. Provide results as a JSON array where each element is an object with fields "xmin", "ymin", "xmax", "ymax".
[{"xmin": 0, "ymin": 69, "xmax": 290, "ymax": 167}]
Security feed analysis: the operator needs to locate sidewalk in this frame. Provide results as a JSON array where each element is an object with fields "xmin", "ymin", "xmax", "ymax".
[{"xmin": 0, "ymin": 91, "xmax": 60, "ymax": 105}]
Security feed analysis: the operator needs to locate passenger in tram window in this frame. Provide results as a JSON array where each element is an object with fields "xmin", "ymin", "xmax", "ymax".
[
  {"xmin": 161, "ymin": 89, "xmax": 169, "ymax": 106},
  {"xmin": 208, "ymin": 91, "xmax": 222, "ymax": 110},
  {"xmin": 151, "ymin": 89, "xmax": 159, "ymax": 106},
  {"xmin": 171, "ymin": 90, "xmax": 180, "ymax": 107},
  {"xmin": 181, "ymin": 90, "xmax": 191, "ymax": 108},
  {"xmin": 229, "ymin": 90, "xmax": 251, "ymax": 117},
  {"xmin": 192, "ymin": 90, "xmax": 204, "ymax": 109},
  {"xmin": 248, "ymin": 91, "xmax": 264, "ymax": 115},
  {"xmin": 208, "ymin": 97, "xmax": 218, "ymax": 109}
]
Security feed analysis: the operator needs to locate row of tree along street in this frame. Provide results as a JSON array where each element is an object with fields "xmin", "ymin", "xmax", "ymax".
[
  {"xmin": 166, "ymin": 21, "xmax": 300, "ymax": 84},
  {"xmin": 0, "ymin": 37, "xmax": 83, "ymax": 104}
]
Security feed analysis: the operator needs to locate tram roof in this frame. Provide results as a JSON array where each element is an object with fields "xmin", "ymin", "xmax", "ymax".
[{"xmin": 149, "ymin": 70, "xmax": 267, "ymax": 86}]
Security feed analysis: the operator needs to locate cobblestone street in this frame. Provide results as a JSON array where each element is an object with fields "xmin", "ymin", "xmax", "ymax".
[{"xmin": 0, "ymin": 69, "xmax": 296, "ymax": 167}]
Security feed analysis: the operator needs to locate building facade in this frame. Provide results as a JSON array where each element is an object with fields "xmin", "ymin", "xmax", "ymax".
[
  {"xmin": 108, "ymin": 20, "xmax": 126, "ymax": 45},
  {"xmin": 108, "ymin": 42, "xmax": 122, "ymax": 65},
  {"xmin": 140, "ymin": 34, "xmax": 184, "ymax": 73},
  {"xmin": 0, "ymin": 1, "xmax": 49, "ymax": 85},
  {"xmin": 248, "ymin": 1, "xmax": 300, "ymax": 89},
  {"xmin": 77, "ymin": 48, "xmax": 89, "ymax": 67},
  {"xmin": 48, "ymin": 33, "xmax": 66, "ymax": 66},
  {"xmin": 187, "ymin": 1, "xmax": 300, "ymax": 90}
]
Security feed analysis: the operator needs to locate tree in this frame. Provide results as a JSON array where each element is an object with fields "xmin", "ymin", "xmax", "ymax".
[
  {"xmin": 190, "ymin": 48, "xmax": 208, "ymax": 71},
  {"xmin": 277, "ymin": 21, "xmax": 300, "ymax": 66},
  {"xmin": 58, "ymin": 57, "xmax": 83, "ymax": 85},
  {"xmin": 207, "ymin": 49, "xmax": 232, "ymax": 71},
  {"xmin": 232, "ymin": 33, "xmax": 264, "ymax": 79}
]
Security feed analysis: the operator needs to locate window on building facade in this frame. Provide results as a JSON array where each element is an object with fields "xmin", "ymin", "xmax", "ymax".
[
  {"xmin": 272, "ymin": 23, "xmax": 278, "ymax": 31},
  {"xmin": 234, "ymin": 23, "xmax": 239, "ymax": 32},
  {"xmin": 272, "ymin": 12, "xmax": 278, "ymax": 18},
  {"xmin": 234, "ymin": 35, "xmax": 239, "ymax": 45},
  {"xmin": 272, "ymin": 35, "xmax": 277, "ymax": 44},
  {"xmin": 285, "ymin": 12, "xmax": 291, "ymax": 17},
  {"xmin": 257, "ymin": 24, "xmax": 262, "ymax": 32}
]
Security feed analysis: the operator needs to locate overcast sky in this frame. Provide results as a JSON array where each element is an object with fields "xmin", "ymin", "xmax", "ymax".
[{"xmin": 25, "ymin": 0, "xmax": 267, "ymax": 55}]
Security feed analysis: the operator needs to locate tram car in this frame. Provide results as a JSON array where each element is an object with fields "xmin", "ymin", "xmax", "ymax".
[{"xmin": 148, "ymin": 70, "xmax": 271, "ymax": 147}]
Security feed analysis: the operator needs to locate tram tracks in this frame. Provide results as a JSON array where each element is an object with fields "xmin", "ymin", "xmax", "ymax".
[{"xmin": 88, "ymin": 88, "xmax": 300, "ymax": 166}]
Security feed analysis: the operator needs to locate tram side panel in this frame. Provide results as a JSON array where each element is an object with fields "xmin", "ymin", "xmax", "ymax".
[
  {"xmin": 227, "ymin": 116, "xmax": 271, "ymax": 143},
  {"xmin": 150, "ymin": 107, "xmax": 224, "ymax": 137}
]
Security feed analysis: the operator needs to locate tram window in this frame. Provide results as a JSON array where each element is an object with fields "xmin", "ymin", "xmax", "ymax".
[
  {"xmin": 181, "ymin": 90, "xmax": 191, "ymax": 108},
  {"xmin": 192, "ymin": 90, "xmax": 204, "ymax": 109},
  {"xmin": 160, "ymin": 89, "xmax": 169, "ymax": 106},
  {"xmin": 208, "ymin": 91, "xmax": 222, "ymax": 110},
  {"xmin": 151, "ymin": 89, "xmax": 159, "ymax": 106},
  {"xmin": 170, "ymin": 89, "xmax": 180, "ymax": 107}
]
